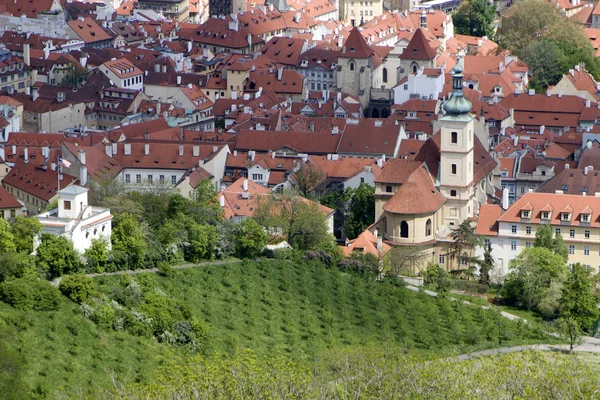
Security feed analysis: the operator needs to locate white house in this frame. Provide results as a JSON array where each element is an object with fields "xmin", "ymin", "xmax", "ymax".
[
  {"xmin": 36, "ymin": 185, "xmax": 112, "ymax": 253},
  {"xmin": 393, "ymin": 67, "xmax": 445, "ymax": 105},
  {"xmin": 100, "ymin": 58, "xmax": 144, "ymax": 91}
]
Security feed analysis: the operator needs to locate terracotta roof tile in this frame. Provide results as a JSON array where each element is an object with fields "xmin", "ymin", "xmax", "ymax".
[{"xmin": 382, "ymin": 164, "xmax": 445, "ymax": 214}]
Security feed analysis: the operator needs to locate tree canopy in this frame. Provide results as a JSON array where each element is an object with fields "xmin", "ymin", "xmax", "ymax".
[
  {"xmin": 453, "ymin": 0, "xmax": 496, "ymax": 37},
  {"xmin": 343, "ymin": 183, "xmax": 375, "ymax": 240}
]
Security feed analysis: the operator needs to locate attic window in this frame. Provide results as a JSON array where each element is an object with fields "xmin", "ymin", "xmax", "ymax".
[
  {"xmin": 561, "ymin": 212, "xmax": 571, "ymax": 222},
  {"xmin": 350, "ymin": 48, "xmax": 355, "ymax": 52},
  {"xmin": 581, "ymin": 214, "xmax": 591, "ymax": 222},
  {"xmin": 542, "ymin": 211, "xmax": 550, "ymax": 220},
  {"xmin": 561, "ymin": 184, "xmax": 568, "ymax": 190},
  {"xmin": 581, "ymin": 186, "xmax": 589, "ymax": 192}
]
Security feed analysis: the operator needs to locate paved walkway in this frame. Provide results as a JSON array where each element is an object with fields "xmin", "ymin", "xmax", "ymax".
[
  {"xmin": 85, "ymin": 259, "xmax": 241, "ymax": 277},
  {"xmin": 453, "ymin": 336, "xmax": 600, "ymax": 361}
]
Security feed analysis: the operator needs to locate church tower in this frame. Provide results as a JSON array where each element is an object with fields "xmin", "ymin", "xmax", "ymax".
[{"xmin": 438, "ymin": 63, "xmax": 476, "ymax": 224}]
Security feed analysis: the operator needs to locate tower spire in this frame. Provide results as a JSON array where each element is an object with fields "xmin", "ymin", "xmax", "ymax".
[{"xmin": 442, "ymin": 62, "xmax": 472, "ymax": 116}]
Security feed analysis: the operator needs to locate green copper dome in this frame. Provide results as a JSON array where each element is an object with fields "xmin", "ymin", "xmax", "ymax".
[{"xmin": 442, "ymin": 64, "xmax": 472, "ymax": 116}]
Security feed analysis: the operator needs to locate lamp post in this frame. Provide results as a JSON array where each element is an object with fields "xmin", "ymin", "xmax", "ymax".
[{"xmin": 498, "ymin": 321, "xmax": 502, "ymax": 346}]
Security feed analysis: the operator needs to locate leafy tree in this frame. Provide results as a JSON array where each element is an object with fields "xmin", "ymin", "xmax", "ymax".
[
  {"xmin": 0, "ymin": 278, "xmax": 61, "ymax": 311},
  {"xmin": 557, "ymin": 312, "xmax": 583, "ymax": 353},
  {"xmin": 423, "ymin": 262, "xmax": 450, "ymax": 291},
  {"xmin": 0, "ymin": 252, "xmax": 37, "ymax": 283},
  {"xmin": 449, "ymin": 220, "xmax": 481, "ymax": 270},
  {"xmin": 111, "ymin": 213, "xmax": 148, "ymax": 269},
  {"xmin": 478, "ymin": 241, "xmax": 494, "ymax": 286},
  {"xmin": 496, "ymin": 0, "xmax": 590, "ymax": 57},
  {"xmin": 290, "ymin": 162, "xmax": 324, "ymax": 198},
  {"xmin": 0, "ymin": 219, "xmax": 15, "ymax": 253},
  {"xmin": 84, "ymin": 238, "xmax": 110, "ymax": 273},
  {"xmin": 533, "ymin": 225, "xmax": 568, "ymax": 262},
  {"xmin": 184, "ymin": 221, "xmax": 218, "ymax": 262},
  {"xmin": 10, "ymin": 216, "xmax": 43, "ymax": 254},
  {"xmin": 59, "ymin": 274, "xmax": 95, "ymax": 303},
  {"xmin": 233, "ymin": 218, "xmax": 268, "ymax": 259},
  {"xmin": 61, "ymin": 66, "xmax": 88, "ymax": 88},
  {"xmin": 189, "ymin": 179, "xmax": 223, "ymax": 225},
  {"xmin": 382, "ymin": 244, "xmax": 428, "ymax": 276},
  {"xmin": 560, "ymin": 263, "xmax": 598, "ymax": 333},
  {"xmin": 522, "ymin": 39, "xmax": 565, "ymax": 92},
  {"xmin": 343, "ymin": 183, "xmax": 375, "ymax": 240},
  {"xmin": 453, "ymin": 0, "xmax": 496, "ymax": 37},
  {"xmin": 501, "ymin": 247, "xmax": 567, "ymax": 314},
  {"xmin": 35, "ymin": 234, "xmax": 80, "ymax": 279},
  {"xmin": 254, "ymin": 192, "xmax": 333, "ymax": 251}
]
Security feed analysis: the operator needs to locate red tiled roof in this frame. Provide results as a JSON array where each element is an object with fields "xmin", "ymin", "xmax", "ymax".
[
  {"xmin": 340, "ymin": 27, "xmax": 374, "ymax": 59},
  {"xmin": 475, "ymin": 204, "xmax": 502, "ymax": 235},
  {"xmin": 67, "ymin": 17, "xmax": 112, "ymax": 44},
  {"xmin": 382, "ymin": 164, "xmax": 445, "ymax": 214},
  {"xmin": 399, "ymin": 28, "xmax": 436, "ymax": 61}
]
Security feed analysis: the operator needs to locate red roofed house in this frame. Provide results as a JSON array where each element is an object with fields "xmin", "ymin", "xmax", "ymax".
[
  {"xmin": 170, "ymin": 84, "xmax": 215, "ymax": 131},
  {"xmin": 0, "ymin": 185, "xmax": 25, "ymax": 219},
  {"xmin": 476, "ymin": 191, "xmax": 600, "ymax": 279},
  {"xmin": 67, "ymin": 17, "xmax": 113, "ymax": 49},
  {"xmin": 548, "ymin": 64, "xmax": 600, "ymax": 102}
]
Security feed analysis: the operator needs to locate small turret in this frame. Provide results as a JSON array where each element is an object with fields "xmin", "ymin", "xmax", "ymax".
[{"xmin": 442, "ymin": 64, "xmax": 472, "ymax": 116}]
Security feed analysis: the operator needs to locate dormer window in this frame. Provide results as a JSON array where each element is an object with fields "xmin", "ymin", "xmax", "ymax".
[
  {"xmin": 561, "ymin": 212, "xmax": 570, "ymax": 222},
  {"xmin": 542, "ymin": 211, "xmax": 550, "ymax": 220},
  {"xmin": 581, "ymin": 214, "xmax": 590, "ymax": 222},
  {"xmin": 521, "ymin": 210, "xmax": 530, "ymax": 219}
]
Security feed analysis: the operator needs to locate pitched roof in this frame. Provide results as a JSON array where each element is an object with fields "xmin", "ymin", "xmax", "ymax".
[
  {"xmin": 3, "ymin": 160, "xmax": 77, "ymax": 202},
  {"xmin": 537, "ymin": 167, "xmax": 600, "ymax": 196},
  {"xmin": 340, "ymin": 27, "xmax": 374, "ymax": 59},
  {"xmin": 497, "ymin": 192, "xmax": 600, "ymax": 227},
  {"xmin": 475, "ymin": 204, "xmax": 502, "ymax": 236},
  {"xmin": 67, "ymin": 17, "xmax": 112, "ymax": 44},
  {"xmin": 399, "ymin": 28, "xmax": 437, "ymax": 61},
  {"xmin": 375, "ymin": 158, "xmax": 423, "ymax": 184},
  {"xmin": 341, "ymin": 229, "xmax": 391, "ymax": 257},
  {"xmin": 382, "ymin": 164, "xmax": 446, "ymax": 215},
  {"xmin": 233, "ymin": 130, "xmax": 341, "ymax": 154},
  {"xmin": 0, "ymin": 185, "xmax": 22, "ymax": 209}
]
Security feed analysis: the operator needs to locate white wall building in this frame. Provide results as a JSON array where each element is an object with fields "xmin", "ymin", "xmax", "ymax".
[
  {"xmin": 393, "ymin": 67, "xmax": 445, "ymax": 104},
  {"xmin": 36, "ymin": 185, "xmax": 112, "ymax": 253},
  {"xmin": 100, "ymin": 58, "xmax": 144, "ymax": 91}
]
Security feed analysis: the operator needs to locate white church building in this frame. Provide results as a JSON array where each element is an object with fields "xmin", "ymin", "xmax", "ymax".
[{"xmin": 36, "ymin": 185, "xmax": 112, "ymax": 253}]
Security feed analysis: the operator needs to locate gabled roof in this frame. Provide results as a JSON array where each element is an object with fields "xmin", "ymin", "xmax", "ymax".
[
  {"xmin": 67, "ymin": 17, "xmax": 112, "ymax": 44},
  {"xmin": 399, "ymin": 28, "xmax": 436, "ymax": 61},
  {"xmin": 340, "ymin": 27, "xmax": 374, "ymax": 59}
]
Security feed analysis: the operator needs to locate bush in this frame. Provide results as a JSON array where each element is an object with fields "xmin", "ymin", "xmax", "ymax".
[
  {"xmin": 302, "ymin": 250, "xmax": 334, "ymax": 267},
  {"xmin": 0, "ymin": 279, "xmax": 61, "ymax": 311},
  {"xmin": 157, "ymin": 261, "xmax": 175, "ymax": 278},
  {"xmin": 59, "ymin": 274, "xmax": 95, "ymax": 304}
]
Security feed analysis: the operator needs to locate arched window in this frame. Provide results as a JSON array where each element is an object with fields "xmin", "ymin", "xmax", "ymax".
[
  {"xmin": 468, "ymin": 84, "xmax": 474, "ymax": 89},
  {"xmin": 383, "ymin": 68, "xmax": 388, "ymax": 83},
  {"xmin": 400, "ymin": 221, "xmax": 409, "ymax": 238},
  {"xmin": 350, "ymin": 62, "xmax": 355, "ymax": 71},
  {"xmin": 425, "ymin": 219, "xmax": 432, "ymax": 236},
  {"xmin": 412, "ymin": 65, "xmax": 417, "ymax": 74}
]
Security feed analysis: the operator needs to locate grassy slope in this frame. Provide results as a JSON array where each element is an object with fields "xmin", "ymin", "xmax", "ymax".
[{"xmin": 1, "ymin": 260, "xmax": 551, "ymax": 397}]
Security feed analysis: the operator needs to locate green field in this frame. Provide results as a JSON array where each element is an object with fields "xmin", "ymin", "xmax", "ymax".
[{"xmin": 0, "ymin": 260, "xmax": 552, "ymax": 398}]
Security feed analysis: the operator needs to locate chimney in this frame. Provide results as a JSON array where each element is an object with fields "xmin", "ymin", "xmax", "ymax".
[
  {"xmin": 187, "ymin": 41, "xmax": 192, "ymax": 53},
  {"xmin": 80, "ymin": 165, "xmax": 88, "ymax": 186},
  {"xmin": 502, "ymin": 188, "xmax": 509, "ymax": 210},
  {"xmin": 219, "ymin": 194, "xmax": 225, "ymax": 207},
  {"xmin": 154, "ymin": 64, "xmax": 160, "ymax": 73},
  {"xmin": 162, "ymin": 65, "xmax": 167, "ymax": 73},
  {"xmin": 32, "ymin": 87, "xmax": 39, "ymax": 101},
  {"xmin": 179, "ymin": 144, "xmax": 184, "ymax": 156},
  {"xmin": 23, "ymin": 43, "xmax": 30, "ymax": 66},
  {"xmin": 513, "ymin": 136, "xmax": 518, "ymax": 147},
  {"xmin": 57, "ymin": 92, "xmax": 65, "ymax": 102},
  {"xmin": 144, "ymin": 143, "xmax": 150, "ymax": 155},
  {"xmin": 585, "ymin": 166, "xmax": 589, "ymax": 175},
  {"xmin": 277, "ymin": 67, "xmax": 283, "ymax": 81},
  {"xmin": 193, "ymin": 145, "xmax": 199, "ymax": 157},
  {"xmin": 80, "ymin": 51, "xmax": 88, "ymax": 68},
  {"xmin": 249, "ymin": 150, "xmax": 255, "ymax": 162},
  {"xmin": 78, "ymin": 149, "xmax": 86, "ymax": 165},
  {"xmin": 124, "ymin": 143, "xmax": 131, "ymax": 155},
  {"xmin": 586, "ymin": 100, "xmax": 591, "ymax": 108},
  {"xmin": 233, "ymin": 150, "xmax": 238, "ymax": 157},
  {"xmin": 243, "ymin": 179, "xmax": 248, "ymax": 191},
  {"xmin": 177, "ymin": 76, "xmax": 182, "ymax": 85},
  {"xmin": 337, "ymin": 35, "xmax": 343, "ymax": 49},
  {"xmin": 23, "ymin": 147, "xmax": 28, "ymax": 164},
  {"xmin": 11, "ymin": 145, "xmax": 16, "ymax": 155}
]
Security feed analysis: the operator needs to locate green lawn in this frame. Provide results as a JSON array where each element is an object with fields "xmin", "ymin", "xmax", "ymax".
[{"xmin": 1, "ymin": 260, "xmax": 553, "ymax": 398}]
